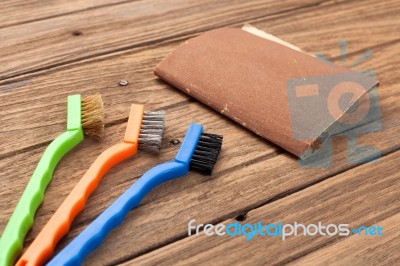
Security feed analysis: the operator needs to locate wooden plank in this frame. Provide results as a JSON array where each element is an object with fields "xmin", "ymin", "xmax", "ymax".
[
  {"xmin": 0, "ymin": 0, "xmax": 398, "ymax": 158},
  {"xmin": 0, "ymin": 0, "xmax": 328, "ymax": 80},
  {"xmin": 0, "ymin": 1, "xmax": 398, "ymax": 265},
  {"xmin": 289, "ymin": 214, "xmax": 400, "ymax": 265},
  {"xmin": 124, "ymin": 150, "xmax": 400, "ymax": 265},
  {"xmin": 0, "ymin": 0, "xmax": 130, "ymax": 29}
]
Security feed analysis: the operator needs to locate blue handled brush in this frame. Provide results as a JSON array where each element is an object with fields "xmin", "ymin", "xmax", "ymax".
[{"xmin": 47, "ymin": 123, "xmax": 223, "ymax": 266}]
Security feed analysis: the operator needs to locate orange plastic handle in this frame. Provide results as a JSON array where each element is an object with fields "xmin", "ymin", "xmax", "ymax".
[
  {"xmin": 16, "ymin": 142, "xmax": 137, "ymax": 266},
  {"xmin": 17, "ymin": 104, "xmax": 144, "ymax": 266}
]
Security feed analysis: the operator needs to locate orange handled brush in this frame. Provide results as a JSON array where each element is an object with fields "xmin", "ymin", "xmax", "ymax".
[{"xmin": 16, "ymin": 104, "xmax": 165, "ymax": 266}]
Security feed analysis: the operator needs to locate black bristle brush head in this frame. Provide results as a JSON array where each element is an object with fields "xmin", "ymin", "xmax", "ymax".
[{"xmin": 190, "ymin": 132, "xmax": 223, "ymax": 175}]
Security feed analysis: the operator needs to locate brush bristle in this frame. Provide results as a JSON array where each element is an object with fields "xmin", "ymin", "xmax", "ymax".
[
  {"xmin": 138, "ymin": 110, "xmax": 165, "ymax": 153},
  {"xmin": 190, "ymin": 133, "xmax": 223, "ymax": 175},
  {"xmin": 81, "ymin": 94, "xmax": 104, "ymax": 141}
]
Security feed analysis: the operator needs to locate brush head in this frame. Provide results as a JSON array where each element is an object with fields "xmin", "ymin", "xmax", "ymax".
[
  {"xmin": 190, "ymin": 132, "xmax": 223, "ymax": 175},
  {"xmin": 81, "ymin": 94, "xmax": 104, "ymax": 141},
  {"xmin": 138, "ymin": 110, "xmax": 165, "ymax": 153}
]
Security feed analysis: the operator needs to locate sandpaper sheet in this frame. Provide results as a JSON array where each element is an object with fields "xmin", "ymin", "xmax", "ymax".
[{"xmin": 154, "ymin": 27, "xmax": 378, "ymax": 158}]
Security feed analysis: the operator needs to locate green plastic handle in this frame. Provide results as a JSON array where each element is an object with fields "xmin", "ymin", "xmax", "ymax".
[{"xmin": 0, "ymin": 129, "xmax": 83, "ymax": 266}]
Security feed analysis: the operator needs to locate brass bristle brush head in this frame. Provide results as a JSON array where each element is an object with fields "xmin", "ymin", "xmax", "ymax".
[{"xmin": 81, "ymin": 94, "xmax": 105, "ymax": 141}]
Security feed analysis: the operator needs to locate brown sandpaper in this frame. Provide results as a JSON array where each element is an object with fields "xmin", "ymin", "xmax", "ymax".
[{"xmin": 154, "ymin": 28, "xmax": 378, "ymax": 158}]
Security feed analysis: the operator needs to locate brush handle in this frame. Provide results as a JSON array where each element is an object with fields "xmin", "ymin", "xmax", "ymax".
[
  {"xmin": 0, "ymin": 130, "xmax": 83, "ymax": 266},
  {"xmin": 17, "ymin": 142, "xmax": 137, "ymax": 266},
  {"xmin": 47, "ymin": 161, "xmax": 188, "ymax": 266}
]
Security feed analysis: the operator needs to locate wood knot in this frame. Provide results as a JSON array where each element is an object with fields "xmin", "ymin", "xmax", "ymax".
[{"xmin": 72, "ymin": 30, "xmax": 82, "ymax": 36}]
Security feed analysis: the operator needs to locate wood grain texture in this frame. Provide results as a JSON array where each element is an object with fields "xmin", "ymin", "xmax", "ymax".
[
  {"xmin": 1, "ymin": 0, "xmax": 398, "ymax": 158},
  {"xmin": 126, "ymin": 150, "xmax": 400, "ymax": 265},
  {"xmin": 249, "ymin": 0, "xmax": 400, "ymax": 55},
  {"xmin": 0, "ymin": 0, "xmax": 399, "ymax": 265},
  {"xmin": 289, "ymin": 214, "xmax": 400, "ymax": 265},
  {"xmin": 0, "ymin": 0, "xmax": 327, "ymax": 80},
  {"xmin": 0, "ymin": 43, "xmax": 183, "ymax": 158},
  {"xmin": 0, "ymin": 0, "xmax": 130, "ymax": 28}
]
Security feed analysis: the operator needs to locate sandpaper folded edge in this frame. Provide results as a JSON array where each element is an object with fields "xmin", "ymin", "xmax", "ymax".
[{"xmin": 154, "ymin": 26, "xmax": 379, "ymax": 159}]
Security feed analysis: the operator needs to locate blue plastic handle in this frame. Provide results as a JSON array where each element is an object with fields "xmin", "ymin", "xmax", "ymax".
[{"xmin": 47, "ymin": 123, "xmax": 203, "ymax": 266}]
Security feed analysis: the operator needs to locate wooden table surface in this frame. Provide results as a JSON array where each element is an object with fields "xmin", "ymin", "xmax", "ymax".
[{"xmin": 0, "ymin": 0, "xmax": 399, "ymax": 265}]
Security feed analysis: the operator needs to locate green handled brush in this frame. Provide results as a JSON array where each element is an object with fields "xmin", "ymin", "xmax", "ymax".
[{"xmin": 0, "ymin": 94, "xmax": 104, "ymax": 266}]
